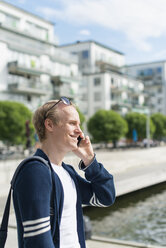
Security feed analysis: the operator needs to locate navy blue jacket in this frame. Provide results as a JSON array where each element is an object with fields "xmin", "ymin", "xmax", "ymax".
[{"xmin": 13, "ymin": 149, "xmax": 115, "ymax": 248}]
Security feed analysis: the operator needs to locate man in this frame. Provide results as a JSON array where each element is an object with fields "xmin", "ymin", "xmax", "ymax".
[{"xmin": 13, "ymin": 97, "xmax": 115, "ymax": 248}]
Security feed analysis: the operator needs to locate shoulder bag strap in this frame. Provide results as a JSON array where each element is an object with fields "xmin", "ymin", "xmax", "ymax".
[{"xmin": 0, "ymin": 156, "xmax": 54, "ymax": 248}]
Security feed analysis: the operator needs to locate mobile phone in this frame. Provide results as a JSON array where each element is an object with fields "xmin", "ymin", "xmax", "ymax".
[{"xmin": 77, "ymin": 136, "xmax": 82, "ymax": 146}]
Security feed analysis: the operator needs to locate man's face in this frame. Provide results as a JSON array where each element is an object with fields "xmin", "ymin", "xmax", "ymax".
[{"xmin": 53, "ymin": 105, "xmax": 82, "ymax": 152}]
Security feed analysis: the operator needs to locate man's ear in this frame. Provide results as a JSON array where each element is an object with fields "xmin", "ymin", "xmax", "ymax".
[{"xmin": 44, "ymin": 119, "xmax": 54, "ymax": 132}]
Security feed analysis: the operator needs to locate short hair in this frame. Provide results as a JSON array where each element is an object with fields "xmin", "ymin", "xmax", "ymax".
[{"xmin": 32, "ymin": 99, "xmax": 75, "ymax": 142}]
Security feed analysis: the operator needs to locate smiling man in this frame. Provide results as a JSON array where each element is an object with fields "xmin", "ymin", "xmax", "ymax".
[{"xmin": 13, "ymin": 97, "xmax": 116, "ymax": 248}]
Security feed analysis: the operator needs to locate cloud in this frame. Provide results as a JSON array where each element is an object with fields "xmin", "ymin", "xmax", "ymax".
[
  {"xmin": 152, "ymin": 49, "xmax": 166, "ymax": 60},
  {"xmin": 17, "ymin": 0, "xmax": 26, "ymax": 3},
  {"xmin": 79, "ymin": 29, "xmax": 91, "ymax": 36},
  {"xmin": 36, "ymin": 0, "xmax": 166, "ymax": 51}
]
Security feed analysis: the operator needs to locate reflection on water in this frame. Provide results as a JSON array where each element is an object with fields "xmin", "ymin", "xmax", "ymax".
[{"xmin": 83, "ymin": 183, "xmax": 166, "ymax": 246}]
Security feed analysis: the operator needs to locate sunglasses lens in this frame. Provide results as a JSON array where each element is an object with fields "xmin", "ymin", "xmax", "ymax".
[{"xmin": 61, "ymin": 97, "xmax": 70, "ymax": 105}]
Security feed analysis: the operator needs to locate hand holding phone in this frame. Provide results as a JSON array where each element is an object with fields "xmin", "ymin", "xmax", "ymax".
[{"xmin": 77, "ymin": 136, "xmax": 82, "ymax": 146}]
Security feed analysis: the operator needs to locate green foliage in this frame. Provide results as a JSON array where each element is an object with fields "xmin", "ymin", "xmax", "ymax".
[
  {"xmin": 125, "ymin": 112, "xmax": 155, "ymax": 140},
  {"xmin": 76, "ymin": 107, "xmax": 86, "ymax": 130},
  {"xmin": 87, "ymin": 110, "xmax": 128, "ymax": 145},
  {"xmin": 151, "ymin": 113, "xmax": 166, "ymax": 140},
  {"xmin": 0, "ymin": 101, "xmax": 34, "ymax": 145}
]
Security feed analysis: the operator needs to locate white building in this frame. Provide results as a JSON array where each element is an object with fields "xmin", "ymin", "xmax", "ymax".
[
  {"xmin": 61, "ymin": 40, "xmax": 125, "ymax": 74},
  {"xmin": 61, "ymin": 40, "xmax": 145, "ymax": 118},
  {"xmin": 125, "ymin": 61, "xmax": 166, "ymax": 115},
  {"xmin": 0, "ymin": 1, "xmax": 80, "ymax": 111}
]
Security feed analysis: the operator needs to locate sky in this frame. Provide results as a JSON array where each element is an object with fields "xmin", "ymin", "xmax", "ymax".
[{"xmin": 4, "ymin": 0, "xmax": 166, "ymax": 65}]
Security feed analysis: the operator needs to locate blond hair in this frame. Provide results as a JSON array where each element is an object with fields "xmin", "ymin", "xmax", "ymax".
[
  {"xmin": 33, "ymin": 99, "xmax": 75, "ymax": 142},
  {"xmin": 33, "ymin": 100, "xmax": 60, "ymax": 142}
]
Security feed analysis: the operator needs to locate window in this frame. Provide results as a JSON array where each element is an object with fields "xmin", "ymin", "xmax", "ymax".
[
  {"xmin": 72, "ymin": 52, "xmax": 77, "ymax": 55},
  {"xmin": 94, "ymin": 92, "xmax": 101, "ymax": 101},
  {"xmin": 27, "ymin": 95, "xmax": 31, "ymax": 102},
  {"xmin": 156, "ymin": 67, "xmax": 162, "ymax": 74},
  {"xmin": 2, "ymin": 11, "xmax": 20, "ymax": 28},
  {"xmin": 111, "ymin": 92, "xmax": 115, "ymax": 100},
  {"xmin": 82, "ymin": 50, "xmax": 89, "ymax": 59},
  {"xmin": 138, "ymin": 68, "xmax": 153, "ymax": 77},
  {"xmin": 94, "ymin": 77, "xmax": 101, "ymax": 86},
  {"xmin": 26, "ymin": 21, "xmax": 49, "ymax": 41}
]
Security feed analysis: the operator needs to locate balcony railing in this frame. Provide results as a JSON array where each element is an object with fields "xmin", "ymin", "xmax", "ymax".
[
  {"xmin": 111, "ymin": 85, "xmax": 142, "ymax": 95},
  {"xmin": 51, "ymin": 75, "xmax": 80, "ymax": 99},
  {"xmin": 8, "ymin": 61, "xmax": 51, "ymax": 77},
  {"xmin": 51, "ymin": 75, "xmax": 80, "ymax": 85},
  {"xmin": 7, "ymin": 77, "xmax": 52, "ymax": 95},
  {"xmin": 144, "ymin": 80, "xmax": 162, "ymax": 87}
]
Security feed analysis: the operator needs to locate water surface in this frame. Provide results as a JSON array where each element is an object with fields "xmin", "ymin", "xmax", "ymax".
[{"xmin": 83, "ymin": 183, "xmax": 166, "ymax": 246}]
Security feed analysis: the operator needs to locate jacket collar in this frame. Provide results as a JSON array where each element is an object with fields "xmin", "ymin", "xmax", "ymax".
[{"xmin": 34, "ymin": 148, "xmax": 50, "ymax": 162}]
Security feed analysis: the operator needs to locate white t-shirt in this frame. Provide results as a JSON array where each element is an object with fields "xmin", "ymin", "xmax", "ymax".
[{"xmin": 51, "ymin": 163, "xmax": 80, "ymax": 248}]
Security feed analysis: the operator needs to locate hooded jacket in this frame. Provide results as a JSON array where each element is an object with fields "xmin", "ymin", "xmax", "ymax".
[{"xmin": 13, "ymin": 149, "xmax": 115, "ymax": 248}]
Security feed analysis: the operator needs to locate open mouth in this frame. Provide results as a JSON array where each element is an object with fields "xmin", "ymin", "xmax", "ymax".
[{"xmin": 69, "ymin": 135, "xmax": 78, "ymax": 140}]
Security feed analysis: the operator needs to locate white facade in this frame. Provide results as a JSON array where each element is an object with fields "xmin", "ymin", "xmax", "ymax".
[
  {"xmin": 0, "ymin": 1, "xmax": 80, "ymax": 111},
  {"xmin": 125, "ymin": 61, "xmax": 166, "ymax": 115},
  {"xmin": 80, "ymin": 72, "xmax": 144, "ymax": 118},
  {"xmin": 61, "ymin": 41, "xmax": 125, "ymax": 74},
  {"xmin": 61, "ymin": 41, "xmax": 144, "ymax": 118}
]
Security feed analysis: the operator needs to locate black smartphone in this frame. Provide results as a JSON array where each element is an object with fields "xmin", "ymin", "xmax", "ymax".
[{"xmin": 77, "ymin": 136, "xmax": 82, "ymax": 146}]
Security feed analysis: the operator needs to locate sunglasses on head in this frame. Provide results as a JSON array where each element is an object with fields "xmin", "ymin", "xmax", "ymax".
[{"xmin": 44, "ymin": 97, "xmax": 71, "ymax": 120}]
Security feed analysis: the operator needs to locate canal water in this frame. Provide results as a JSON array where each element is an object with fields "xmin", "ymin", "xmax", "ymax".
[{"xmin": 83, "ymin": 182, "xmax": 166, "ymax": 246}]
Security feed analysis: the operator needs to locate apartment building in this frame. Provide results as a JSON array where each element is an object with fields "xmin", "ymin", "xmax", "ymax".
[
  {"xmin": 61, "ymin": 41, "xmax": 145, "ymax": 118},
  {"xmin": 0, "ymin": 1, "xmax": 80, "ymax": 111},
  {"xmin": 125, "ymin": 61, "xmax": 166, "ymax": 115}
]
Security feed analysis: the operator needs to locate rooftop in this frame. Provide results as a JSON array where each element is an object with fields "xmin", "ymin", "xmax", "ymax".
[
  {"xmin": 126, "ymin": 60, "xmax": 166, "ymax": 67},
  {"xmin": 0, "ymin": 0, "xmax": 55, "ymax": 26},
  {"xmin": 60, "ymin": 40, "xmax": 124, "ymax": 55}
]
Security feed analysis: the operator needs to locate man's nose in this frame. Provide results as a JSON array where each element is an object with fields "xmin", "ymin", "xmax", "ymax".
[{"xmin": 75, "ymin": 125, "xmax": 82, "ymax": 133}]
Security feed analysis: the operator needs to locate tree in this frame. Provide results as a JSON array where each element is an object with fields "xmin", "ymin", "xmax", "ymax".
[
  {"xmin": 76, "ymin": 107, "xmax": 86, "ymax": 130},
  {"xmin": 151, "ymin": 113, "xmax": 166, "ymax": 140},
  {"xmin": 0, "ymin": 101, "xmax": 34, "ymax": 146},
  {"xmin": 87, "ymin": 110, "xmax": 128, "ymax": 147},
  {"xmin": 125, "ymin": 112, "xmax": 155, "ymax": 140}
]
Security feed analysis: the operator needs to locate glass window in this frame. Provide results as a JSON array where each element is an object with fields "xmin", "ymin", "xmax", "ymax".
[
  {"xmin": 111, "ymin": 78, "xmax": 114, "ymax": 85},
  {"xmin": 111, "ymin": 92, "xmax": 115, "ymax": 100},
  {"xmin": 94, "ymin": 77, "xmax": 101, "ymax": 86},
  {"xmin": 82, "ymin": 50, "xmax": 89, "ymax": 59},
  {"xmin": 26, "ymin": 21, "xmax": 49, "ymax": 41},
  {"xmin": 156, "ymin": 67, "xmax": 162, "ymax": 74},
  {"xmin": 4, "ymin": 12, "xmax": 20, "ymax": 28},
  {"xmin": 145, "ymin": 68, "xmax": 153, "ymax": 76}
]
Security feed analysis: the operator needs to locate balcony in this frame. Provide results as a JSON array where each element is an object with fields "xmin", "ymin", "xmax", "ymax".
[
  {"xmin": 111, "ymin": 99, "xmax": 132, "ymax": 107},
  {"xmin": 96, "ymin": 60, "xmax": 122, "ymax": 73},
  {"xmin": 111, "ymin": 85, "xmax": 142, "ymax": 95},
  {"xmin": 51, "ymin": 75, "xmax": 80, "ymax": 84},
  {"xmin": 8, "ymin": 61, "xmax": 51, "ymax": 77},
  {"xmin": 111, "ymin": 85, "xmax": 123, "ymax": 93},
  {"xmin": 51, "ymin": 75, "xmax": 80, "ymax": 99},
  {"xmin": 7, "ymin": 77, "xmax": 52, "ymax": 95},
  {"xmin": 144, "ymin": 80, "xmax": 162, "ymax": 87}
]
